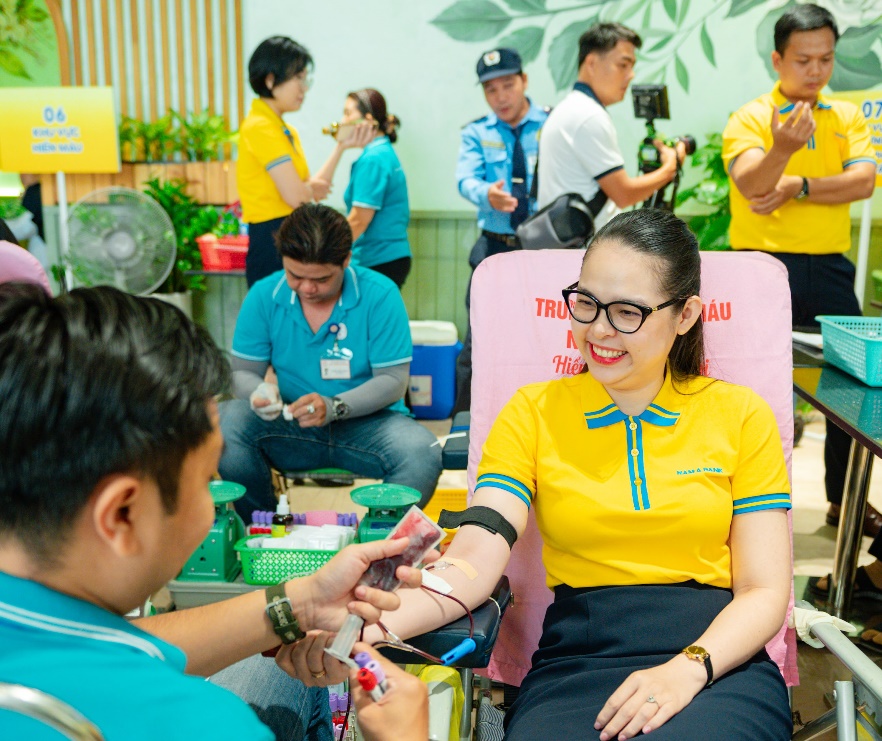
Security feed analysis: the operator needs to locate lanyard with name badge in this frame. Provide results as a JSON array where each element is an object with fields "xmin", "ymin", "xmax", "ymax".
[{"xmin": 320, "ymin": 323, "xmax": 353, "ymax": 380}]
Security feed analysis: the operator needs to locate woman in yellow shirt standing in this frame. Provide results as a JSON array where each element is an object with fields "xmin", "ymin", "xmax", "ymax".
[{"xmin": 238, "ymin": 36, "xmax": 373, "ymax": 286}]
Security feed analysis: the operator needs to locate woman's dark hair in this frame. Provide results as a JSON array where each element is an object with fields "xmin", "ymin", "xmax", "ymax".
[
  {"xmin": 775, "ymin": 4, "xmax": 838, "ymax": 55},
  {"xmin": 349, "ymin": 88, "xmax": 401, "ymax": 144},
  {"xmin": 578, "ymin": 22, "xmax": 642, "ymax": 68},
  {"xmin": 0, "ymin": 283, "xmax": 230, "ymax": 566},
  {"xmin": 249, "ymin": 36, "xmax": 313, "ymax": 98},
  {"xmin": 584, "ymin": 209, "xmax": 704, "ymax": 382},
  {"xmin": 0, "ymin": 217, "xmax": 19, "ymax": 245},
  {"xmin": 275, "ymin": 202, "xmax": 352, "ymax": 266}
]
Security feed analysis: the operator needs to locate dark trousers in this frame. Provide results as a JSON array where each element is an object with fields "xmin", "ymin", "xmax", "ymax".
[
  {"xmin": 767, "ymin": 252, "xmax": 861, "ymax": 509},
  {"xmin": 452, "ymin": 233, "xmax": 520, "ymax": 415},
  {"xmin": 245, "ymin": 216, "xmax": 287, "ymax": 287},
  {"xmin": 505, "ymin": 582, "xmax": 791, "ymax": 740},
  {"xmin": 366, "ymin": 256, "xmax": 411, "ymax": 289}
]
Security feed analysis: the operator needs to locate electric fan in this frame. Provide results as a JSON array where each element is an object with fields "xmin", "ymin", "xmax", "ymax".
[{"xmin": 65, "ymin": 187, "xmax": 177, "ymax": 295}]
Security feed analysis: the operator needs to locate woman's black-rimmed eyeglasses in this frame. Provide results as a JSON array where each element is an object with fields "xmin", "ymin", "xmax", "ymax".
[{"xmin": 561, "ymin": 282, "xmax": 682, "ymax": 334}]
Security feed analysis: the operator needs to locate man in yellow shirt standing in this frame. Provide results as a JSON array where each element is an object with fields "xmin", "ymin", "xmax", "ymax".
[{"xmin": 723, "ymin": 3, "xmax": 876, "ymax": 539}]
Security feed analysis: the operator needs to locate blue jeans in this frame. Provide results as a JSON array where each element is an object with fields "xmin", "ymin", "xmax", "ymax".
[
  {"xmin": 209, "ymin": 655, "xmax": 333, "ymax": 740},
  {"xmin": 219, "ymin": 400, "xmax": 442, "ymax": 516}
]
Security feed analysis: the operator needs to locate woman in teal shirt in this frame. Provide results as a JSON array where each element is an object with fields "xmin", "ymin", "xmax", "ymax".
[{"xmin": 341, "ymin": 89, "xmax": 412, "ymax": 288}]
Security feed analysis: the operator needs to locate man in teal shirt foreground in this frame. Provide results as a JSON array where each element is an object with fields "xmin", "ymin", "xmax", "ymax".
[{"xmin": 0, "ymin": 283, "xmax": 429, "ymax": 740}]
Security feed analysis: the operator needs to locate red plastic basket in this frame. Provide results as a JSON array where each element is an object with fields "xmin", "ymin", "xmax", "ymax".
[{"xmin": 197, "ymin": 234, "xmax": 248, "ymax": 271}]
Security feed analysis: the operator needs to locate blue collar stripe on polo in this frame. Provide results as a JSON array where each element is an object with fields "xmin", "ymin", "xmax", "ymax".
[{"xmin": 583, "ymin": 402, "xmax": 680, "ymax": 510}]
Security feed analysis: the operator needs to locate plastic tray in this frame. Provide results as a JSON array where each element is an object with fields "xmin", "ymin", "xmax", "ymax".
[
  {"xmin": 817, "ymin": 316, "xmax": 882, "ymax": 387},
  {"xmin": 422, "ymin": 488, "xmax": 467, "ymax": 546},
  {"xmin": 197, "ymin": 234, "xmax": 248, "ymax": 271},
  {"xmin": 234, "ymin": 536, "xmax": 337, "ymax": 585}
]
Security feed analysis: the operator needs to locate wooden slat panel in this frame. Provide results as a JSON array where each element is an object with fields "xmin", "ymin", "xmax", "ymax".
[
  {"xmin": 129, "ymin": 0, "xmax": 143, "ymax": 119},
  {"xmin": 115, "ymin": 0, "xmax": 128, "ymax": 114},
  {"xmin": 69, "ymin": 0, "xmax": 83, "ymax": 85},
  {"xmin": 39, "ymin": 175, "xmax": 57, "ymax": 206},
  {"xmin": 45, "ymin": 1, "xmax": 72, "ymax": 85},
  {"xmin": 92, "ymin": 173, "xmax": 113, "ymax": 192},
  {"xmin": 99, "ymin": 0, "xmax": 111, "ymax": 86},
  {"xmin": 189, "ymin": 0, "xmax": 201, "ymax": 111},
  {"xmin": 144, "ymin": 0, "xmax": 157, "ymax": 119},
  {"xmin": 234, "ymin": 0, "xmax": 243, "ymax": 123},
  {"xmin": 184, "ymin": 162, "xmax": 207, "ymax": 203},
  {"xmin": 205, "ymin": 161, "xmax": 226, "ymax": 204},
  {"xmin": 219, "ymin": 0, "xmax": 231, "ymax": 155},
  {"xmin": 84, "ymin": 0, "xmax": 98, "ymax": 85},
  {"xmin": 204, "ymin": 0, "xmax": 214, "ymax": 113},
  {"xmin": 159, "ymin": 0, "xmax": 172, "ymax": 114},
  {"xmin": 176, "ymin": 0, "xmax": 187, "ymax": 114},
  {"xmin": 55, "ymin": 0, "xmax": 241, "ymax": 155}
]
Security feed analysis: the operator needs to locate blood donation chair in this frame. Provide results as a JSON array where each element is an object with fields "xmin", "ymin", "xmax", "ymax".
[
  {"xmin": 466, "ymin": 248, "xmax": 799, "ymax": 692},
  {"xmin": 460, "ymin": 248, "xmax": 882, "ymax": 740}
]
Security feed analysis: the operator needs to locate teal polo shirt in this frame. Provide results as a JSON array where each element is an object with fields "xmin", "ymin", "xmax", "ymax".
[
  {"xmin": 232, "ymin": 265, "xmax": 412, "ymax": 414},
  {"xmin": 343, "ymin": 136, "xmax": 411, "ymax": 268},
  {"xmin": 0, "ymin": 571, "xmax": 272, "ymax": 740}
]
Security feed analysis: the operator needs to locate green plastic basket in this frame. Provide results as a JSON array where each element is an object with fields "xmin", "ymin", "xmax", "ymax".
[
  {"xmin": 817, "ymin": 316, "xmax": 882, "ymax": 387},
  {"xmin": 234, "ymin": 536, "xmax": 337, "ymax": 585}
]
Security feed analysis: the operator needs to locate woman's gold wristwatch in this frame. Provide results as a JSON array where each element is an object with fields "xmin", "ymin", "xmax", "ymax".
[{"xmin": 682, "ymin": 644, "xmax": 713, "ymax": 687}]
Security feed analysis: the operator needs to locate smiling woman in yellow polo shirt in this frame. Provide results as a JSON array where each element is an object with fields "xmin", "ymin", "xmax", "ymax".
[
  {"xmin": 359, "ymin": 209, "xmax": 792, "ymax": 741},
  {"xmin": 238, "ymin": 37, "xmax": 374, "ymax": 286}
]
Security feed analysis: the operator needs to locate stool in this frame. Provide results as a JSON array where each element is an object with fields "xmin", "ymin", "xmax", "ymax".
[{"xmin": 278, "ymin": 467, "xmax": 356, "ymax": 488}]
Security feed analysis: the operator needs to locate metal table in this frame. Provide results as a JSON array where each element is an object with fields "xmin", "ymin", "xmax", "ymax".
[{"xmin": 793, "ymin": 346, "xmax": 882, "ymax": 620}]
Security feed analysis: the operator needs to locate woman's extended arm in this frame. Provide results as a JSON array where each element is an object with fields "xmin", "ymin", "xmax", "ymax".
[
  {"xmin": 361, "ymin": 486, "xmax": 529, "ymax": 644},
  {"xmin": 595, "ymin": 508, "xmax": 791, "ymax": 740},
  {"xmin": 310, "ymin": 123, "xmax": 377, "ymax": 201},
  {"xmin": 347, "ymin": 206, "xmax": 375, "ymax": 241},
  {"xmin": 267, "ymin": 160, "xmax": 315, "ymax": 208}
]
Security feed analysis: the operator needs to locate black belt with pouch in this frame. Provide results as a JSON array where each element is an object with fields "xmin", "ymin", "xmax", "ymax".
[{"xmin": 516, "ymin": 190, "xmax": 608, "ymax": 250}]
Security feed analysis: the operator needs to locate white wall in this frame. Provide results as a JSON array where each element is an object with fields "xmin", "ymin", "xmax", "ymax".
[{"xmin": 240, "ymin": 1, "xmax": 882, "ymax": 212}]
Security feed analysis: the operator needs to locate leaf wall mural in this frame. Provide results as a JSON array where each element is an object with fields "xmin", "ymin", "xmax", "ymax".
[{"xmin": 430, "ymin": 0, "xmax": 882, "ymax": 93}]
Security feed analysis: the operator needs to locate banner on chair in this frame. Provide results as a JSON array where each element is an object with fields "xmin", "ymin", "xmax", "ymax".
[
  {"xmin": 829, "ymin": 90, "xmax": 882, "ymax": 186},
  {"xmin": 0, "ymin": 87, "xmax": 119, "ymax": 174}
]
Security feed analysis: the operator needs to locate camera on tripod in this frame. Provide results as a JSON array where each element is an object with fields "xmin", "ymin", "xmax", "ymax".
[{"xmin": 631, "ymin": 84, "xmax": 695, "ymax": 211}]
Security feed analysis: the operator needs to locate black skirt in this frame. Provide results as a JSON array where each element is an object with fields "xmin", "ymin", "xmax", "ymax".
[
  {"xmin": 504, "ymin": 581, "xmax": 791, "ymax": 740},
  {"xmin": 245, "ymin": 215, "xmax": 287, "ymax": 287}
]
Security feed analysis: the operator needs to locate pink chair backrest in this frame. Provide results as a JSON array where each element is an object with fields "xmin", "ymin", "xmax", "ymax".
[
  {"xmin": 0, "ymin": 241, "xmax": 52, "ymax": 294},
  {"xmin": 469, "ymin": 249, "xmax": 796, "ymax": 686}
]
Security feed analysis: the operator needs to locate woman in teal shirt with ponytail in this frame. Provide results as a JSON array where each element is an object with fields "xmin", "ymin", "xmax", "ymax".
[{"xmin": 341, "ymin": 89, "xmax": 412, "ymax": 288}]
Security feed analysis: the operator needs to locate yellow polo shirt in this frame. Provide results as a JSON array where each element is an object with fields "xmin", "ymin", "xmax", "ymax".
[
  {"xmin": 476, "ymin": 372, "xmax": 791, "ymax": 590},
  {"xmin": 723, "ymin": 81, "xmax": 874, "ymax": 254},
  {"xmin": 237, "ymin": 98, "xmax": 310, "ymax": 224}
]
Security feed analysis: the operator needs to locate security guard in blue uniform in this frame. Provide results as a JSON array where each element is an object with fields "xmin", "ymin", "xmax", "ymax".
[{"xmin": 453, "ymin": 48, "xmax": 549, "ymax": 414}]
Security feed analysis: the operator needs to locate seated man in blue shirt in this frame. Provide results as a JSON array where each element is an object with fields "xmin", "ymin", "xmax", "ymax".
[
  {"xmin": 0, "ymin": 283, "xmax": 429, "ymax": 741},
  {"xmin": 219, "ymin": 202, "xmax": 442, "ymax": 516}
]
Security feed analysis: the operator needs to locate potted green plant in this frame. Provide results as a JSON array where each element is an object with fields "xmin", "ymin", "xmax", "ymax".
[
  {"xmin": 675, "ymin": 132, "xmax": 731, "ymax": 251},
  {"xmin": 143, "ymin": 178, "xmax": 220, "ymax": 313},
  {"xmin": 174, "ymin": 109, "xmax": 236, "ymax": 162}
]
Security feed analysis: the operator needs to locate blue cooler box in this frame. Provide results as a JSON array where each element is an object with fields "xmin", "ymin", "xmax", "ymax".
[{"xmin": 408, "ymin": 321, "xmax": 462, "ymax": 420}]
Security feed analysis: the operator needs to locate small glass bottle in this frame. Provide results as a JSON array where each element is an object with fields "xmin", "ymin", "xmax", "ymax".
[{"xmin": 271, "ymin": 494, "xmax": 294, "ymax": 538}]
